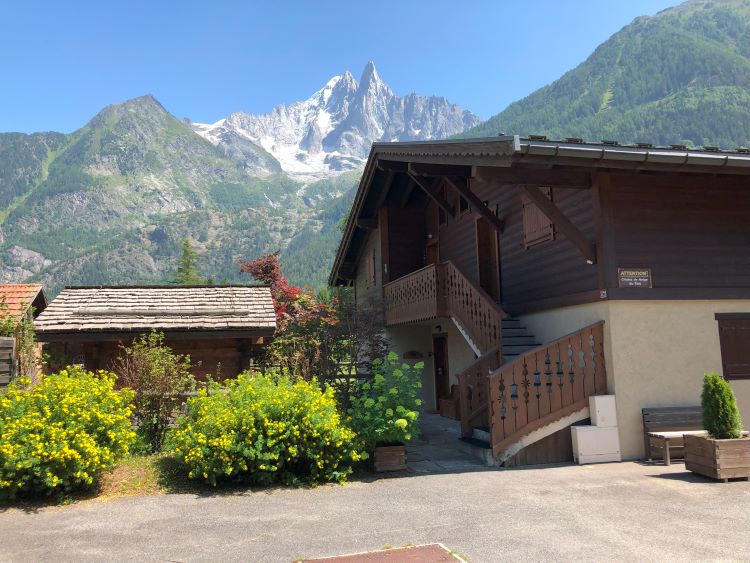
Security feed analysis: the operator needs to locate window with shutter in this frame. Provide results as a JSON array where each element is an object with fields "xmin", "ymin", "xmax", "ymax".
[
  {"xmin": 715, "ymin": 313, "xmax": 750, "ymax": 380},
  {"xmin": 522, "ymin": 187, "xmax": 554, "ymax": 249}
]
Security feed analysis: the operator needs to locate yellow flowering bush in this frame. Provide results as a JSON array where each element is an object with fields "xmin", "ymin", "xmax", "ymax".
[
  {"xmin": 349, "ymin": 352, "xmax": 422, "ymax": 453},
  {"xmin": 167, "ymin": 372, "xmax": 362, "ymax": 486},
  {"xmin": 0, "ymin": 366, "xmax": 135, "ymax": 499}
]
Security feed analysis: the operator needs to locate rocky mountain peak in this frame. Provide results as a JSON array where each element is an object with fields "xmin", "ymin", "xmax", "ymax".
[{"xmin": 193, "ymin": 62, "xmax": 481, "ymax": 180}]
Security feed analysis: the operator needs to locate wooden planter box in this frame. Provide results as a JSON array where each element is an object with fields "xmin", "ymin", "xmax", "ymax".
[
  {"xmin": 374, "ymin": 444, "xmax": 406, "ymax": 472},
  {"xmin": 684, "ymin": 434, "xmax": 750, "ymax": 482}
]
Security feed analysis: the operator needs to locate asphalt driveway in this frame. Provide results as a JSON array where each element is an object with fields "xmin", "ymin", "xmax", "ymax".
[{"xmin": 1, "ymin": 462, "xmax": 748, "ymax": 562}]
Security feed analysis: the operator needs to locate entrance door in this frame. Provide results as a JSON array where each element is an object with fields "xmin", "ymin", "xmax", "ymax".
[
  {"xmin": 426, "ymin": 239, "xmax": 439, "ymax": 266},
  {"xmin": 433, "ymin": 334, "xmax": 449, "ymax": 401},
  {"xmin": 476, "ymin": 217, "xmax": 501, "ymax": 302}
]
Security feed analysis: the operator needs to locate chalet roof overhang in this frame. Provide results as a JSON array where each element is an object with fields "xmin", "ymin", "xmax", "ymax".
[{"xmin": 329, "ymin": 136, "xmax": 750, "ymax": 286}]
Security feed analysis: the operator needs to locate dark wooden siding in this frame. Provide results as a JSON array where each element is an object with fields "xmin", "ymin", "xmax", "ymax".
[
  {"xmin": 496, "ymin": 185, "xmax": 599, "ymax": 312},
  {"xmin": 604, "ymin": 173, "xmax": 750, "ymax": 297},
  {"xmin": 387, "ymin": 203, "xmax": 426, "ymax": 281},
  {"xmin": 432, "ymin": 190, "xmax": 480, "ymax": 287}
]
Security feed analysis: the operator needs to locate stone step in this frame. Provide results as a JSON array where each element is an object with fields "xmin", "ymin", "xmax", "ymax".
[
  {"xmin": 472, "ymin": 426, "xmax": 490, "ymax": 443},
  {"xmin": 456, "ymin": 436, "xmax": 495, "ymax": 465},
  {"xmin": 502, "ymin": 318, "xmax": 522, "ymax": 329}
]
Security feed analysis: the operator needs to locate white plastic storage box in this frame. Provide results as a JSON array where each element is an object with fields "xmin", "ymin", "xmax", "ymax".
[
  {"xmin": 571, "ymin": 426, "xmax": 621, "ymax": 464},
  {"xmin": 589, "ymin": 395, "xmax": 617, "ymax": 427}
]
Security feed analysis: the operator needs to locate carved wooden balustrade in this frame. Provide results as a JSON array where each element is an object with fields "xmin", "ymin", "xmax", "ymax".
[
  {"xmin": 489, "ymin": 321, "xmax": 606, "ymax": 456},
  {"xmin": 383, "ymin": 264, "xmax": 446, "ymax": 326},
  {"xmin": 457, "ymin": 344, "xmax": 502, "ymax": 437},
  {"xmin": 440, "ymin": 261, "xmax": 505, "ymax": 354}
]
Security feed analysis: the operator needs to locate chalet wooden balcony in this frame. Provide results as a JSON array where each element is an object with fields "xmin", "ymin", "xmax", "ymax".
[
  {"xmin": 383, "ymin": 264, "xmax": 446, "ymax": 326},
  {"xmin": 383, "ymin": 261, "xmax": 506, "ymax": 355}
]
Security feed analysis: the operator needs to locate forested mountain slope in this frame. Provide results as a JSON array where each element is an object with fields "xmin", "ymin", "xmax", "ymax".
[{"xmin": 461, "ymin": 0, "xmax": 750, "ymax": 148}]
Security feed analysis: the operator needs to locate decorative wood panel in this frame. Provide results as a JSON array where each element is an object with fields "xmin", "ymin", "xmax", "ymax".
[
  {"xmin": 489, "ymin": 321, "xmax": 606, "ymax": 456},
  {"xmin": 383, "ymin": 264, "xmax": 443, "ymax": 326}
]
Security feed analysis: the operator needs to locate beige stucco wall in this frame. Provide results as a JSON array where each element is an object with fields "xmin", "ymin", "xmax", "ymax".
[
  {"xmin": 386, "ymin": 318, "xmax": 478, "ymax": 411},
  {"xmin": 520, "ymin": 300, "xmax": 750, "ymax": 460},
  {"xmin": 386, "ymin": 324, "xmax": 436, "ymax": 410}
]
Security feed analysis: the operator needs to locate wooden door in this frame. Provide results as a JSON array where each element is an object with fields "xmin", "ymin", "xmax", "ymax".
[
  {"xmin": 476, "ymin": 217, "xmax": 501, "ymax": 301},
  {"xmin": 433, "ymin": 334, "xmax": 449, "ymax": 400},
  {"xmin": 426, "ymin": 239, "xmax": 439, "ymax": 265}
]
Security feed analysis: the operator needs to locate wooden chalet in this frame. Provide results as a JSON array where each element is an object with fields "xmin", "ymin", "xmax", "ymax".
[
  {"xmin": 34, "ymin": 285, "xmax": 276, "ymax": 379},
  {"xmin": 330, "ymin": 135, "xmax": 750, "ymax": 463},
  {"xmin": 0, "ymin": 284, "xmax": 47, "ymax": 384}
]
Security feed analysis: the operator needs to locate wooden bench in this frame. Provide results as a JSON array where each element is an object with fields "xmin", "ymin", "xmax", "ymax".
[{"xmin": 642, "ymin": 406, "xmax": 703, "ymax": 463}]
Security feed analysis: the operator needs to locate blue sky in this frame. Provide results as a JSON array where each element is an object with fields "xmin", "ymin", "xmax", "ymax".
[{"xmin": 1, "ymin": 0, "xmax": 680, "ymax": 133}]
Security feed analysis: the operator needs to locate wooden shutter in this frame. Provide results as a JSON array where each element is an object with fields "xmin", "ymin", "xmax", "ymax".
[
  {"xmin": 522, "ymin": 187, "xmax": 554, "ymax": 248},
  {"xmin": 716, "ymin": 313, "xmax": 750, "ymax": 380}
]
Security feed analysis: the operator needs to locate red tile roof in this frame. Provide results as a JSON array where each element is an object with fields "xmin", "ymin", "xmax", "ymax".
[{"xmin": 0, "ymin": 284, "xmax": 45, "ymax": 319}]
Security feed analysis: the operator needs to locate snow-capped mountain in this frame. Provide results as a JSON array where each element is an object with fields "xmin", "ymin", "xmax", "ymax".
[{"xmin": 193, "ymin": 62, "xmax": 481, "ymax": 180}]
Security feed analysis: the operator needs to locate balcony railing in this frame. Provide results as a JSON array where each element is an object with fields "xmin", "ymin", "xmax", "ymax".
[
  {"xmin": 383, "ymin": 264, "xmax": 445, "ymax": 326},
  {"xmin": 383, "ymin": 261, "xmax": 505, "ymax": 355}
]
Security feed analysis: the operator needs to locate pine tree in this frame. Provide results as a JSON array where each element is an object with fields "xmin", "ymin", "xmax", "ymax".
[{"xmin": 172, "ymin": 239, "xmax": 204, "ymax": 285}]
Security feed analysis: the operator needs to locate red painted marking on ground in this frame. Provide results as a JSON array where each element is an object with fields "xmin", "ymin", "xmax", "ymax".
[{"xmin": 303, "ymin": 543, "xmax": 461, "ymax": 562}]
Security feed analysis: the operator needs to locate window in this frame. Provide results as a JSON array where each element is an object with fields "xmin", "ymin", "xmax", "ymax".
[
  {"xmin": 366, "ymin": 247, "xmax": 377, "ymax": 288},
  {"xmin": 716, "ymin": 313, "xmax": 750, "ymax": 380},
  {"xmin": 522, "ymin": 187, "xmax": 554, "ymax": 249},
  {"xmin": 459, "ymin": 196, "xmax": 469, "ymax": 215},
  {"xmin": 438, "ymin": 184, "xmax": 448, "ymax": 228}
]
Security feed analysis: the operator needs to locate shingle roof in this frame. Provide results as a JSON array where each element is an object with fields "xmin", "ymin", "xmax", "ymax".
[
  {"xmin": 0, "ymin": 284, "xmax": 46, "ymax": 319},
  {"xmin": 34, "ymin": 286, "xmax": 276, "ymax": 335}
]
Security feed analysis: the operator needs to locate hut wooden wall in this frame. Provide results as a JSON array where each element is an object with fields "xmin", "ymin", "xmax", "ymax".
[{"xmin": 45, "ymin": 336, "xmax": 261, "ymax": 381}]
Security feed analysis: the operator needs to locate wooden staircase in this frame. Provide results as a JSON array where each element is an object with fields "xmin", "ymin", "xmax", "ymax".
[
  {"xmin": 500, "ymin": 317, "xmax": 540, "ymax": 362},
  {"xmin": 457, "ymin": 321, "xmax": 607, "ymax": 466}
]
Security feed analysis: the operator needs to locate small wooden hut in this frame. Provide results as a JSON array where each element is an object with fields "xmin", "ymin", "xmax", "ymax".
[{"xmin": 34, "ymin": 285, "xmax": 276, "ymax": 379}]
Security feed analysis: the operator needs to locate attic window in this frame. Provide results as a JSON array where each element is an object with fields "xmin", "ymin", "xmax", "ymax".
[{"xmin": 522, "ymin": 187, "xmax": 554, "ymax": 249}]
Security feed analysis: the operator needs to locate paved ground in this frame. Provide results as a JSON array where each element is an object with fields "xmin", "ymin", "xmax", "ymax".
[{"xmin": 1, "ymin": 459, "xmax": 749, "ymax": 562}]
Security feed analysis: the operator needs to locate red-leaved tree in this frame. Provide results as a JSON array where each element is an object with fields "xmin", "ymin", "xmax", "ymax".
[{"xmin": 240, "ymin": 252, "xmax": 388, "ymax": 401}]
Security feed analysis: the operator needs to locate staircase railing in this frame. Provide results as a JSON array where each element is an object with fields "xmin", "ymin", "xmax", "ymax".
[
  {"xmin": 488, "ymin": 321, "xmax": 606, "ymax": 456},
  {"xmin": 439, "ymin": 261, "xmax": 505, "ymax": 354},
  {"xmin": 457, "ymin": 344, "xmax": 502, "ymax": 437}
]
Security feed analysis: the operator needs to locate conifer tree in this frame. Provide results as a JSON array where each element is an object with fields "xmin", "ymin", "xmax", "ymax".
[{"xmin": 172, "ymin": 239, "xmax": 204, "ymax": 285}]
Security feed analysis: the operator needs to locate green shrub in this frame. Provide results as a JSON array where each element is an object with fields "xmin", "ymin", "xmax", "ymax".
[
  {"xmin": 0, "ymin": 367, "xmax": 135, "ymax": 499},
  {"xmin": 112, "ymin": 332, "xmax": 195, "ymax": 453},
  {"xmin": 349, "ymin": 352, "xmax": 422, "ymax": 452},
  {"xmin": 702, "ymin": 371, "xmax": 743, "ymax": 439},
  {"xmin": 167, "ymin": 372, "xmax": 362, "ymax": 486}
]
